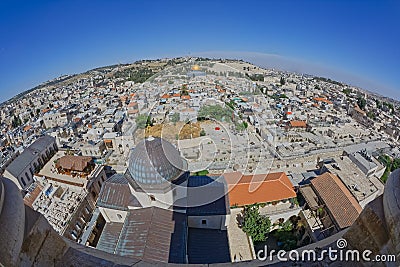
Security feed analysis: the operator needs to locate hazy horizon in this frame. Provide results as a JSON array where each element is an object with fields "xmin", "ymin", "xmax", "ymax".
[{"xmin": 0, "ymin": 0, "xmax": 399, "ymax": 102}]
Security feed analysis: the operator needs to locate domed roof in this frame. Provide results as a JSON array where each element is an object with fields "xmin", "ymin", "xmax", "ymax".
[
  {"xmin": 128, "ymin": 136, "xmax": 186, "ymax": 185},
  {"xmin": 191, "ymin": 64, "xmax": 200, "ymax": 71}
]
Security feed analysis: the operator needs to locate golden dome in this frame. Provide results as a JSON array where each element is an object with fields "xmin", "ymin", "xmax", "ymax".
[{"xmin": 191, "ymin": 65, "xmax": 200, "ymax": 71}]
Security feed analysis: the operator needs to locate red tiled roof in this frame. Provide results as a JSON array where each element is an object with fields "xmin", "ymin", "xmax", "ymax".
[
  {"xmin": 23, "ymin": 184, "xmax": 43, "ymax": 208},
  {"xmin": 353, "ymin": 104, "xmax": 366, "ymax": 116},
  {"xmin": 289, "ymin": 120, "xmax": 307, "ymax": 128},
  {"xmin": 181, "ymin": 95, "xmax": 191, "ymax": 100},
  {"xmin": 161, "ymin": 94, "xmax": 171, "ymax": 99},
  {"xmin": 224, "ymin": 171, "xmax": 296, "ymax": 207},
  {"xmin": 23, "ymin": 125, "xmax": 32, "ymax": 131},
  {"xmin": 128, "ymin": 101, "xmax": 138, "ymax": 107},
  {"xmin": 181, "ymin": 107, "xmax": 195, "ymax": 112},
  {"xmin": 313, "ymin": 97, "xmax": 333, "ymax": 105},
  {"xmin": 56, "ymin": 155, "xmax": 92, "ymax": 172},
  {"xmin": 128, "ymin": 109, "xmax": 139, "ymax": 114},
  {"xmin": 311, "ymin": 172, "xmax": 362, "ymax": 229},
  {"xmin": 172, "ymin": 93, "xmax": 181, "ymax": 97}
]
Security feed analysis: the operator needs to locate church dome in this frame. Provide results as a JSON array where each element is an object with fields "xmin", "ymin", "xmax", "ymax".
[{"xmin": 128, "ymin": 136, "xmax": 186, "ymax": 185}]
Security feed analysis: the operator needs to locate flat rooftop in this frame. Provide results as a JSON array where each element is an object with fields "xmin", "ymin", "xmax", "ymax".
[
  {"xmin": 29, "ymin": 180, "xmax": 86, "ymax": 234},
  {"xmin": 324, "ymin": 156, "xmax": 378, "ymax": 202}
]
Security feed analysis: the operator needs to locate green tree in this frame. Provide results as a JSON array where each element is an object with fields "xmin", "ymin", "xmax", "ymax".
[
  {"xmin": 378, "ymin": 154, "xmax": 394, "ymax": 183},
  {"xmin": 278, "ymin": 220, "xmax": 294, "ymax": 232},
  {"xmin": 170, "ymin": 113, "xmax": 180, "ymax": 123},
  {"xmin": 375, "ymin": 99, "xmax": 383, "ymax": 109},
  {"xmin": 198, "ymin": 105, "xmax": 233, "ymax": 122},
  {"xmin": 357, "ymin": 96, "xmax": 366, "ymax": 110},
  {"xmin": 12, "ymin": 115, "xmax": 22, "ymax": 128},
  {"xmin": 342, "ymin": 89, "xmax": 351, "ymax": 96},
  {"xmin": 367, "ymin": 111, "xmax": 376, "ymax": 120},
  {"xmin": 147, "ymin": 116, "xmax": 153, "ymax": 127},
  {"xmin": 135, "ymin": 114, "xmax": 148, "ymax": 129},
  {"xmin": 235, "ymin": 121, "xmax": 248, "ymax": 132},
  {"xmin": 280, "ymin": 77, "xmax": 286, "ymax": 86},
  {"xmin": 241, "ymin": 204, "xmax": 271, "ymax": 242},
  {"xmin": 391, "ymin": 158, "xmax": 400, "ymax": 171}
]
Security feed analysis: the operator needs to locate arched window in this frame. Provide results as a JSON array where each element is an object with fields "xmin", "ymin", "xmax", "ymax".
[
  {"xmin": 71, "ymin": 231, "xmax": 77, "ymax": 240},
  {"xmin": 21, "ymin": 177, "xmax": 26, "ymax": 187}
]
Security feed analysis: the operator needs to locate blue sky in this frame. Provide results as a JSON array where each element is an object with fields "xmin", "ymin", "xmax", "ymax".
[{"xmin": 0, "ymin": 0, "xmax": 399, "ymax": 102}]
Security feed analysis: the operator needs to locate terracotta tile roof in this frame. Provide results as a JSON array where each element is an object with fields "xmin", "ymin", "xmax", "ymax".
[
  {"xmin": 182, "ymin": 108, "xmax": 195, "ymax": 112},
  {"xmin": 23, "ymin": 125, "xmax": 32, "ymax": 131},
  {"xmin": 161, "ymin": 94, "xmax": 171, "ymax": 99},
  {"xmin": 224, "ymin": 171, "xmax": 296, "ymax": 207},
  {"xmin": 172, "ymin": 93, "xmax": 181, "ymax": 97},
  {"xmin": 289, "ymin": 120, "xmax": 307, "ymax": 128},
  {"xmin": 23, "ymin": 184, "xmax": 43, "ymax": 208},
  {"xmin": 313, "ymin": 97, "xmax": 333, "ymax": 105},
  {"xmin": 56, "ymin": 155, "xmax": 92, "ymax": 172},
  {"xmin": 181, "ymin": 95, "xmax": 191, "ymax": 100},
  {"xmin": 311, "ymin": 172, "xmax": 362, "ymax": 229},
  {"xmin": 127, "ymin": 101, "xmax": 138, "ymax": 108},
  {"xmin": 353, "ymin": 104, "xmax": 366, "ymax": 116},
  {"xmin": 127, "ymin": 109, "xmax": 139, "ymax": 114}
]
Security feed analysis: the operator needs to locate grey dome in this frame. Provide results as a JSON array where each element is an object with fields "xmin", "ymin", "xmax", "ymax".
[{"xmin": 128, "ymin": 136, "xmax": 185, "ymax": 185}]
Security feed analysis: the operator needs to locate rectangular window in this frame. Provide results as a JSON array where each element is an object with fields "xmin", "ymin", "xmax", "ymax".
[{"xmin": 201, "ymin": 219, "xmax": 207, "ymax": 225}]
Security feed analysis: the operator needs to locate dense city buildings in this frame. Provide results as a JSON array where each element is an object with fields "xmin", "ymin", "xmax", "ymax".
[{"xmin": 0, "ymin": 57, "xmax": 399, "ymax": 266}]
